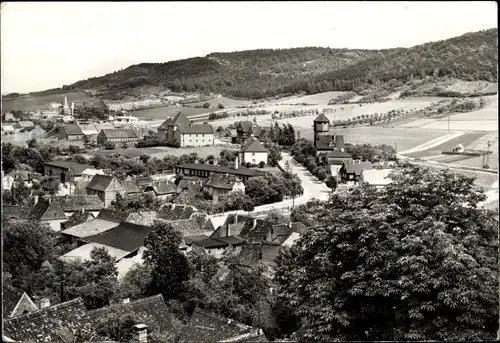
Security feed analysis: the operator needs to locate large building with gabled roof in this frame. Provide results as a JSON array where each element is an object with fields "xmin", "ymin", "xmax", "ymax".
[
  {"xmin": 240, "ymin": 135, "xmax": 268, "ymax": 165},
  {"xmin": 157, "ymin": 112, "xmax": 214, "ymax": 147},
  {"xmin": 313, "ymin": 112, "xmax": 346, "ymax": 155}
]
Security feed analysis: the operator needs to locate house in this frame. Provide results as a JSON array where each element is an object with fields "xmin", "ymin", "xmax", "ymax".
[
  {"xmin": 339, "ymin": 160, "xmax": 373, "ymax": 183},
  {"xmin": 204, "ymin": 173, "xmax": 245, "ymax": 202},
  {"xmin": 123, "ymin": 180, "xmax": 141, "ymax": 197},
  {"xmin": 157, "ymin": 112, "xmax": 192, "ymax": 141},
  {"xmin": 315, "ymin": 134, "xmax": 346, "ymax": 156},
  {"xmin": 3, "ymin": 284, "xmax": 39, "ymax": 318},
  {"xmin": 236, "ymin": 121, "xmax": 253, "ymax": 144},
  {"xmin": 249, "ymin": 124, "xmax": 271, "ymax": 142},
  {"xmin": 190, "ymin": 236, "xmax": 246, "ymax": 258},
  {"xmin": 135, "ymin": 176, "xmax": 154, "ymax": 191},
  {"xmin": 81, "ymin": 168, "xmax": 106, "ymax": 182},
  {"xmin": 97, "ymin": 128, "xmax": 140, "ymax": 145},
  {"xmin": 327, "ymin": 151, "xmax": 354, "ymax": 176},
  {"xmin": 176, "ymin": 124, "xmax": 215, "ymax": 147},
  {"xmin": 125, "ymin": 211, "xmax": 159, "ymax": 226},
  {"xmin": 86, "ymin": 174, "xmax": 126, "ymax": 208},
  {"xmin": 88, "ymin": 295, "xmax": 174, "ymax": 340},
  {"xmin": 58, "ymin": 124, "xmax": 84, "ymax": 141},
  {"xmin": 28, "ymin": 125, "xmax": 46, "ymax": 137},
  {"xmin": 51, "ymin": 195, "xmax": 105, "ymax": 217},
  {"xmin": 29, "ymin": 197, "xmax": 71, "ymax": 231},
  {"xmin": 60, "ymin": 209, "xmax": 128, "ymax": 240},
  {"xmin": 77, "ymin": 122, "xmax": 99, "ymax": 141},
  {"xmin": 44, "ymin": 161, "xmax": 90, "ymax": 183},
  {"xmin": 361, "ymin": 168, "xmax": 394, "ymax": 187},
  {"xmin": 240, "ymin": 136, "xmax": 268, "ymax": 166},
  {"xmin": 61, "ymin": 210, "xmax": 94, "ymax": 231},
  {"xmin": 176, "ymin": 162, "xmax": 265, "ymax": 183},
  {"xmin": 3, "ymin": 297, "xmax": 96, "ymax": 343},
  {"xmin": 142, "ymin": 180, "xmax": 177, "ymax": 200},
  {"xmin": 2, "ymin": 125, "xmax": 15, "ymax": 133},
  {"xmin": 18, "ymin": 120, "xmax": 34, "ymax": 129},
  {"xmin": 177, "ymin": 307, "xmax": 267, "ymax": 343}
]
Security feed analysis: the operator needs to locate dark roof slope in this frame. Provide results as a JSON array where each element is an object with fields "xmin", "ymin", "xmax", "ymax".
[
  {"xmin": 237, "ymin": 121, "xmax": 252, "ymax": 133},
  {"xmin": 313, "ymin": 113, "xmax": 329, "ymax": 123},
  {"xmin": 101, "ymin": 129, "xmax": 139, "ymax": 139},
  {"xmin": 82, "ymin": 222, "xmax": 155, "ymax": 252},
  {"xmin": 30, "ymin": 198, "xmax": 68, "ymax": 221},
  {"xmin": 63, "ymin": 124, "xmax": 84, "ymax": 135},
  {"xmin": 239, "ymin": 218, "xmax": 273, "ymax": 242},
  {"xmin": 159, "ymin": 112, "xmax": 191, "ymax": 129},
  {"xmin": 178, "ymin": 124, "xmax": 214, "ymax": 134},
  {"xmin": 178, "ymin": 307, "xmax": 256, "ymax": 343},
  {"xmin": 88, "ymin": 295, "xmax": 174, "ymax": 335},
  {"xmin": 123, "ymin": 180, "xmax": 140, "ymax": 194},
  {"xmin": 178, "ymin": 163, "xmax": 265, "ymax": 177},
  {"xmin": 53, "ymin": 195, "xmax": 104, "ymax": 212},
  {"xmin": 327, "ymin": 150, "xmax": 353, "ymax": 159},
  {"xmin": 86, "ymin": 174, "xmax": 115, "ymax": 191},
  {"xmin": 44, "ymin": 161, "xmax": 90, "ymax": 176},
  {"xmin": 3, "ymin": 298, "xmax": 96, "ymax": 343},
  {"xmin": 206, "ymin": 174, "xmax": 241, "ymax": 190},
  {"xmin": 242, "ymin": 137, "xmax": 268, "ymax": 153},
  {"xmin": 3, "ymin": 284, "xmax": 23, "ymax": 317},
  {"xmin": 64, "ymin": 211, "xmax": 94, "ymax": 229},
  {"xmin": 149, "ymin": 180, "xmax": 177, "ymax": 195},
  {"xmin": 96, "ymin": 208, "xmax": 129, "ymax": 223}
]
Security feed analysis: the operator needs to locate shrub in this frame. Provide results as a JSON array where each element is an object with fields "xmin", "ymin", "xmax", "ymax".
[
  {"xmin": 203, "ymin": 102, "xmax": 210, "ymax": 108},
  {"xmin": 258, "ymin": 161, "xmax": 266, "ymax": 168},
  {"xmin": 105, "ymin": 142, "xmax": 115, "ymax": 150}
]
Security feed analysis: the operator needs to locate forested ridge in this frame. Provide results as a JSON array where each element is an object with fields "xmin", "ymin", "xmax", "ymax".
[{"xmin": 22, "ymin": 28, "xmax": 498, "ymax": 100}]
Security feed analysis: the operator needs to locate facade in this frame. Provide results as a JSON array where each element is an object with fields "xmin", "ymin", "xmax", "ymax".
[
  {"xmin": 3, "ymin": 284, "xmax": 39, "ymax": 318},
  {"xmin": 240, "ymin": 136, "xmax": 268, "ymax": 165},
  {"xmin": 313, "ymin": 112, "xmax": 347, "ymax": 155},
  {"xmin": 44, "ymin": 161, "xmax": 90, "ymax": 183},
  {"xmin": 58, "ymin": 124, "xmax": 84, "ymax": 141},
  {"xmin": 81, "ymin": 168, "xmax": 106, "ymax": 182},
  {"xmin": 175, "ymin": 163, "xmax": 265, "ymax": 183},
  {"xmin": 86, "ymin": 174, "xmax": 126, "ymax": 208},
  {"xmin": 158, "ymin": 112, "xmax": 214, "ymax": 147},
  {"xmin": 203, "ymin": 172, "xmax": 245, "ymax": 202},
  {"xmin": 340, "ymin": 160, "xmax": 374, "ymax": 183},
  {"xmin": 157, "ymin": 112, "xmax": 192, "ymax": 141},
  {"xmin": 236, "ymin": 121, "xmax": 253, "ymax": 144},
  {"xmin": 97, "ymin": 129, "xmax": 140, "ymax": 145}
]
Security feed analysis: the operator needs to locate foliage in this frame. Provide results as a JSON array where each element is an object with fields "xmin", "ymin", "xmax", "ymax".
[
  {"xmin": 105, "ymin": 141, "xmax": 116, "ymax": 150},
  {"xmin": 111, "ymin": 193, "xmax": 161, "ymax": 213},
  {"xmin": 344, "ymin": 143, "xmax": 397, "ymax": 162},
  {"xmin": 267, "ymin": 143, "xmax": 282, "ymax": 167},
  {"xmin": 325, "ymin": 175, "xmax": 338, "ymax": 190},
  {"xmin": 3, "ymin": 181, "xmax": 32, "ymax": 206},
  {"xmin": 275, "ymin": 167, "xmax": 498, "ymax": 341},
  {"xmin": 264, "ymin": 209, "xmax": 287, "ymax": 225},
  {"xmin": 143, "ymin": 221, "xmax": 191, "ymax": 300},
  {"xmin": 41, "ymin": 176, "xmax": 61, "ymax": 195},
  {"xmin": 219, "ymin": 190, "xmax": 255, "ymax": 212}
]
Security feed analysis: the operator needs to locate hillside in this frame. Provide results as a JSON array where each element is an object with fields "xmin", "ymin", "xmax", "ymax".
[{"xmin": 7, "ymin": 28, "xmax": 498, "ymax": 101}]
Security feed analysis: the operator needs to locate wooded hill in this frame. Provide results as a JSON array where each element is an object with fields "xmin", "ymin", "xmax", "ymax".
[{"xmin": 15, "ymin": 28, "xmax": 499, "ymax": 100}]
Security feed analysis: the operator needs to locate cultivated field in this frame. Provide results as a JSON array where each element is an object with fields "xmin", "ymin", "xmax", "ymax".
[
  {"xmin": 2, "ymin": 92, "xmax": 98, "ymax": 111},
  {"xmin": 404, "ymin": 132, "xmax": 488, "ymax": 158},
  {"xmin": 128, "ymin": 105, "xmax": 213, "ymax": 120},
  {"xmin": 85, "ymin": 145, "xmax": 238, "ymax": 159},
  {"xmin": 85, "ymin": 147, "xmax": 165, "ymax": 158}
]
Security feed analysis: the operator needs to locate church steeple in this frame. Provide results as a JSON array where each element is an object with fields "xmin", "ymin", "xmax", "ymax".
[{"xmin": 63, "ymin": 96, "xmax": 70, "ymax": 114}]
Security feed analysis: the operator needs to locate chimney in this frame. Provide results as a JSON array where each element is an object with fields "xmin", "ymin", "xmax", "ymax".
[
  {"xmin": 123, "ymin": 298, "xmax": 130, "ymax": 304},
  {"xmin": 34, "ymin": 195, "xmax": 39, "ymax": 206},
  {"xmin": 133, "ymin": 324, "xmax": 148, "ymax": 343},
  {"xmin": 40, "ymin": 298, "xmax": 50, "ymax": 309},
  {"xmin": 234, "ymin": 155, "xmax": 239, "ymax": 170}
]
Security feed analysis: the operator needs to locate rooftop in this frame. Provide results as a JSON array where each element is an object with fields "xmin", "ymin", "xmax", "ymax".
[
  {"xmin": 177, "ymin": 163, "xmax": 265, "ymax": 177},
  {"xmin": 53, "ymin": 195, "xmax": 105, "ymax": 212},
  {"xmin": 61, "ymin": 219, "xmax": 119, "ymax": 238},
  {"xmin": 178, "ymin": 124, "xmax": 214, "ymax": 135},
  {"xmin": 242, "ymin": 136, "xmax": 268, "ymax": 153},
  {"xmin": 62, "ymin": 124, "xmax": 84, "ymax": 135},
  {"xmin": 45, "ymin": 161, "xmax": 90, "ymax": 176},
  {"xmin": 205, "ymin": 173, "xmax": 242, "ymax": 190},
  {"xmin": 159, "ymin": 112, "xmax": 191, "ymax": 129},
  {"xmin": 3, "ymin": 284, "xmax": 24, "ymax": 317},
  {"xmin": 100, "ymin": 128, "xmax": 139, "ymax": 139},
  {"xmin": 58, "ymin": 242, "xmax": 131, "ymax": 263},
  {"xmin": 314, "ymin": 113, "xmax": 330, "ymax": 123},
  {"xmin": 82, "ymin": 222, "xmax": 156, "ymax": 252},
  {"xmin": 86, "ymin": 174, "xmax": 117, "ymax": 192}
]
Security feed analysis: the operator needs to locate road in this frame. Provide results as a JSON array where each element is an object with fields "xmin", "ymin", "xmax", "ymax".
[{"xmin": 209, "ymin": 152, "xmax": 331, "ymax": 219}]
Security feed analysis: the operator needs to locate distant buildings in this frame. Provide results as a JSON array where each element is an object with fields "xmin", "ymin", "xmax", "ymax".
[
  {"xmin": 44, "ymin": 161, "xmax": 90, "ymax": 183},
  {"xmin": 85, "ymin": 174, "xmax": 126, "ymax": 208},
  {"xmin": 175, "ymin": 161, "xmax": 265, "ymax": 183},
  {"xmin": 240, "ymin": 136, "xmax": 268, "ymax": 165},
  {"xmin": 313, "ymin": 113, "xmax": 345, "ymax": 155},
  {"xmin": 339, "ymin": 160, "xmax": 373, "ymax": 184},
  {"xmin": 158, "ymin": 112, "xmax": 215, "ymax": 147},
  {"xmin": 97, "ymin": 128, "xmax": 140, "ymax": 145},
  {"xmin": 58, "ymin": 124, "xmax": 84, "ymax": 141}
]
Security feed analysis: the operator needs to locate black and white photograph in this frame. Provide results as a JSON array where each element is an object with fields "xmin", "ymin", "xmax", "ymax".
[{"xmin": 1, "ymin": 1, "xmax": 498, "ymax": 342}]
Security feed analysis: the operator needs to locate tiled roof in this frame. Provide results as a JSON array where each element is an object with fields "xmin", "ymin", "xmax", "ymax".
[
  {"xmin": 77, "ymin": 123, "xmax": 99, "ymax": 135},
  {"xmin": 53, "ymin": 195, "xmax": 104, "ymax": 212},
  {"xmin": 126, "ymin": 211, "xmax": 158, "ymax": 226},
  {"xmin": 3, "ymin": 284, "xmax": 23, "ymax": 317},
  {"xmin": 159, "ymin": 112, "xmax": 191, "ymax": 130},
  {"xmin": 135, "ymin": 176, "xmax": 153, "ymax": 187},
  {"xmin": 178, "ymin": 163, "xmax": 265, "ymax": 177},
  {"xmin": 237, "ymin": 121, "xmax": 252, "ymax": 133},
  {"xmin": 97, "ymin": 209, "xmax": 130, "ymax": 223},
  {"xmin": 95, "ymin": 123, "xmax": 116, "ymax": 131},
  {"xmin": 193, "ymin": 238, "xmax": 229, "ymax": 248},
  {"xmin": 168, "ymin": 219, "xmax": 206, "ymax": 237},
  {"xmin": 64, "ymin": 211, "xmax": 95, "ymax": 230},
  {"xmin": 206, "ymin": 173, "xmax": 241, "ymax": 190},
  {"xmin": 45, "ymin": 161, "xmax": 90, "ymax": 176},
  {"xmin": 30, "ymin": 198, "xmax": 68, "ymax": 221},
  {"xmin": 62, "ymin": 124, "xmax": 84, "ymax": 135},
  {"xmin": 327, "ymin": 150, "xmax": 352, "ymax": 159},
  {"xmin": 58, "ymin": 242, "xmax": 131, "ymax": 263},
  {"xmin": 191, "ymin": 212, "xmax": 215, "ymax": 233},
  {"xmin": 123, "ymin": 180, "xmax": 140, "ymax": 194},
  {"xmin": 317, "ymin": 134, "xmax": 345, "ymax": 151},
  {"xmin": 183, "ymin": 234, "xmax": 210, "ymax": 245},
  {"xmin": 178, "ymin": 307, "xmax": 257, "ymax": 343},
  {"xmin": 157, "ymin": 204, "xmax": 198, "ymax": 221},
  {"xmin": 82, "ymin": 222, "xmax": 156, "ymax": 252},
  {"xmin": 222, "ymin": 329, "xmax": 268, "ymax": 342},
  {"xmin": 239, "ymin": 218, "xmax": 273, "ymax": 242},
  {"xmin": 101, "ymin": 128, "xmax": 139, "ymax": 139},
  {"xmin": 314, "ymin": 113, "xmax": 329, "ymax": 123},
  {"xmin": 3, "ymin": 298, "xmax": 96, "ymax": 343},
  {"xmin": 149, "ymin": 180, "xmax": 177, "ymax": 195},
  {"xmin": 86, "ymin": 174, "xmax": 115, "ymax": 192},
  {"xmin": 282, "ymin": 232, "xmax": 301, "ymax": 248},
  {"xmin": 81, "ymin": 168, "xmax": 105, "ymax": 177},
  {"xmin": 88, "ymin": 295, "xmax": 174, "ymax": 337},
  {"xmin": 61, "ymin": 219, "xmax": 119, "ymax": 238},
  {"xmin": 241, "ymin": 137, "xmax": 267, "ymax": 153},
  {"xmin": 178, "ymin": 124, "xmax": 214, "ymax": 135},
  {"xmin": 215, "ymin": 236, "xmax": 246, "ymax": 246}
]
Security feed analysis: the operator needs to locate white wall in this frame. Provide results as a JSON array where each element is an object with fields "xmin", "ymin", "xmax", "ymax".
[
  {"xmin": 181, "ymin": 133, "xmax": 214, "ymax": 147},
  {"xmin": 46, "ymin": 219, "xmax": 68, "ymax": 232},
  {"xmin": 243, "ymin": 152, "xmax": 267, "ymax": 165}
]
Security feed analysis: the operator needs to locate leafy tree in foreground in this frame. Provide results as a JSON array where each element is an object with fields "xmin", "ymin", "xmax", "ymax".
[
  {"xmin": 143, "ymin": 221, "xmax": 191, "ymax": 300},
  {"xmin": 275, "ymin": 167, "xmax": 498, "ymax": 341}
]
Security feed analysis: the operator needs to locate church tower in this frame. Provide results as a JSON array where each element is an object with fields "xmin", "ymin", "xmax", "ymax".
[
  {"xmin": 63, "ymin": 96, "xmax": 70, "ymax": 115},
  {"xmin": 313, "ymin": 113, "xmax": 330, "ymax": 148}
]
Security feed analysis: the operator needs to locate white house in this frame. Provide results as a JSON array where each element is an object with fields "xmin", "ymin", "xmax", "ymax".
[
  {"xmin": 240, "ymin": 135, "xmax": 268, "ymax": 166},
  {"xmin": 81, "ymin": 168, "xmax": 106, "ymax": 183},
  {"xmin": 177, "ymin": 124, "xmax": 214, "ymax": 147},
  {"xmin": 2, "ymin": 174, "xmax": 15, "ymax": 191}
]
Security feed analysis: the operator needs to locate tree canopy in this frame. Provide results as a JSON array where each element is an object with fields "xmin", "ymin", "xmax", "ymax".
[{"xmin": 275, "ymin": 167, "xmax": 499, "ymax": 341}]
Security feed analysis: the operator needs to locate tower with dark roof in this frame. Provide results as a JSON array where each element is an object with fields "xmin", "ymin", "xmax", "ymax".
[{"xmin": 313, "ymin": 113, "xmax": 330, "ymax": 148}]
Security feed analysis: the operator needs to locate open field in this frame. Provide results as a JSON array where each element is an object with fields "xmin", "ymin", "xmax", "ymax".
[
  {"xmin": 128, "ymin": 105, "xmax": 213, "ymax": 120},
  {"xmin": 2, "ymin": 92, "xmax": 98, "ymax": 111},
  {"xmin": 404, "ymin": 132, "xmax": 488, "ymax": 158},
  {"xmin": 85, "ymin": 145, "xmax": 239, "ymax": 159},
  {"xmin": 85, "ymin": 147, "xmax": 165, "ymax": 157}
]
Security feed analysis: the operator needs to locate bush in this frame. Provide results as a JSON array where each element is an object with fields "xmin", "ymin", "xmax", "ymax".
[
  {"xmin": 218, "ymin": 103, "xmax": 224, "ymax": 109},
  {"xmin": 258, "ymin": 161, "xmax": 266, "ymax": 168},
  {"xmin": 203, "ymin": 102, "xmax": 210, "ymax": 108},
  {"xmin": 105, "ymin": 142, "xmax": 115, "ymax": 150},
  {"xmin": 122, "ymin": 142, "xmax": 128, "ymax": 149}
]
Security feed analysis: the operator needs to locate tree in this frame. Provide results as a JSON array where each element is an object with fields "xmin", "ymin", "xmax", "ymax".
[
  {"xmin": 265, "ymin": 209, "xmax": 286, "ymax": 225},
  {"xmin": 105, "ymin": 142, "xmax": 116, "ymax": 150},
  {"xmin": 316, "ymin": 167, "xmax": 327, "ymax": 181},
  {"xmin": 143, "ymin": 221, "xmax": 191, "ymax": 300},
  {"xmin": 218, "ymin": 103, "xmax": 225, "ymax": 109},
  {"xmin": 139, "ymin": 153, "xmax": 151, "ymax": 164},
  {"xmin": 203, "ymin": 102, "xmax": 210, "ymax": 108},
  {"xmin": 275, "ymin": 167, "xmax": 498, "ymax": 341},
  {"xmin": 41, "ymin": 176, "xmax": 61, "ymax": 195},
  {"xmin": 325, "ymin": 175, "xmax": 338, "ymax": 190},
  {"xmin": 267, "ymin": 144, "xmax": 282, "ymax": 167}
]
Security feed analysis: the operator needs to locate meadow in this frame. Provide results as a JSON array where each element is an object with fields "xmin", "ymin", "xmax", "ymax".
[
  {"xmin": 85, "ymin": 145, "xmax": 238, "ymax": 159},
  {"xmin": 2, "ymin": 92, "xmax": 98, "ymax": 111},
  {"xmin": 128, "ymin": 105, "xmax": 213, "ymax": 120}
]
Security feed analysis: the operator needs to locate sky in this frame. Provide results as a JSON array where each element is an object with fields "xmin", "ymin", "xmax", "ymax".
[{"xmin": 1, "ymin": 1, "xmax": 497, "ymax": 94}]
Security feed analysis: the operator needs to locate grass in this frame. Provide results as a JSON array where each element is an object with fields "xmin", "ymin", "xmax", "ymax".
[
  {"xmin": 86, "ymin": 147, "xmax": 165, "ymax": 157},
  {"xmin": 404, "ymin": 132, "xmax": 488, "ymax": 158},
  {"xmin": 149, "ymin": 145, "xmax": 239, "ymax": 159},
  {"xmin": 2, "ymin": 92, "xmax": 97, "ymax": 111}
]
